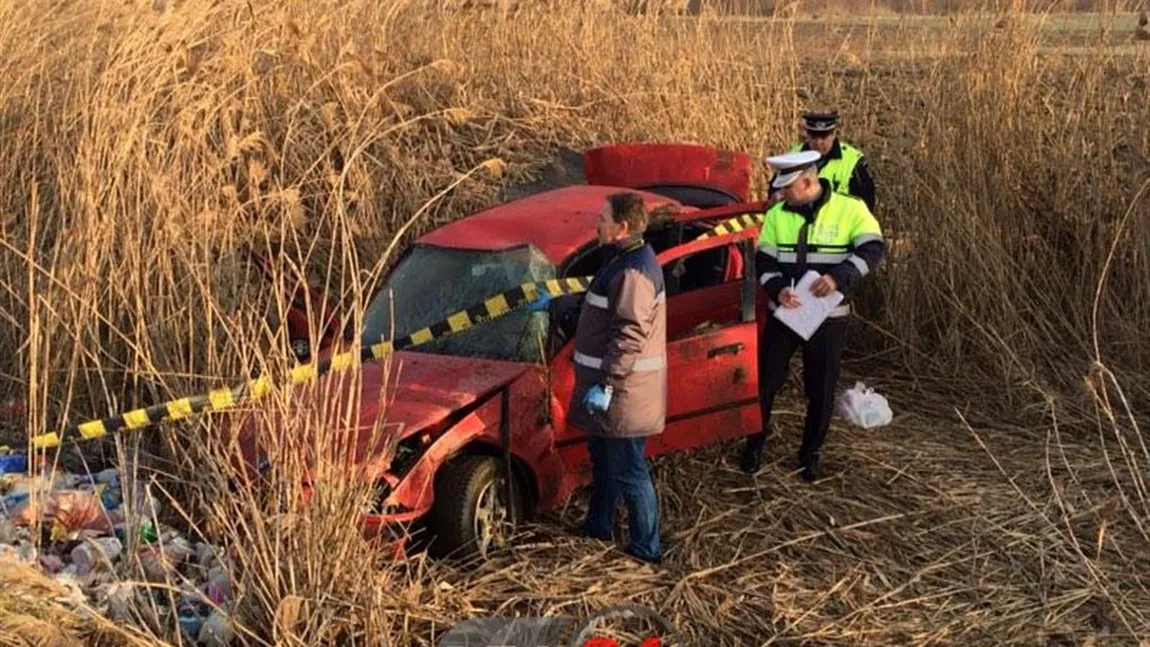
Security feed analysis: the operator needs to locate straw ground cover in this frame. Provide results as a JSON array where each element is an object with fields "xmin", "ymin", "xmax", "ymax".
[{"xmin": 0, "ymin": 0, "xmax": 1148, "ymax": 645}]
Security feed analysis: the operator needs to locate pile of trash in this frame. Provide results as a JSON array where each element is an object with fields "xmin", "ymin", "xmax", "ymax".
[{"xmin": 0, "ymin": 447, "xmax": 236, "ymax": 646}]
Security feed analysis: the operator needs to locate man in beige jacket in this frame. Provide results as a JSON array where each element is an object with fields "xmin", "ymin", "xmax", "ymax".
[{"xmin": 530, "ymin": 191, "xmax": 667, "ymax": 564}]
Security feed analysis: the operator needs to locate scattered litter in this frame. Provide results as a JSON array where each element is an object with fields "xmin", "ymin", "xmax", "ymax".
[
  {"xmin": 836, "ymin": 381, "xmax": 894, "ymax": 429},
  {"xmin": 199, "ymin": 609, "xmax": 235, "ymax": 647},
  {"xmin": 0, "ymin": 447, "xmax": 27, "ymax": 473},
  {"xmin": 72, "ymin": 536, "xmax": 124, "ymax": 576},
  {"xmin": 0, "ymin": 457, "xmax": 238, "ymax": 645},
  {"xmin": 101, "ymin": 581, "xmax": 140, "ymax": 622},
  {"xmin": 181, "ymin": 611, "xmax": 207, "ymax": 642},
  {"xmin": 205, "ymin": 566, "xmax": 232, "ymax": 606},
  {"xmin": 138, "ymin": 544, "xmax": 179, "ymax": 582},
  {"xmin": 39, "ymin": 552, "xmax": 66, "ymax": 573}
]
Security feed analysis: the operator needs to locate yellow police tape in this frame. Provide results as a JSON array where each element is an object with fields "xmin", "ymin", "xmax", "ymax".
[
  {"xmin": 30, "ymin": 212, "xmax": 767, "ymax": 451},
  {"xmin": 30, "ymin": 275, "xmax": 593, "ymax": 451},
  {"xmin": 693, "ymin": 212, "xmax": 764, "ymax": 241}
]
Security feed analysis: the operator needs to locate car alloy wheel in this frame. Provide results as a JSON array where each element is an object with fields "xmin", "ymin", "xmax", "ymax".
[
  {"xmin": 426, "ymin": 454, "xmax": 525, "ymax": 561},
  {"xmin": 472, "ymin": 476, "xmax": 513, "ymax": 558}
]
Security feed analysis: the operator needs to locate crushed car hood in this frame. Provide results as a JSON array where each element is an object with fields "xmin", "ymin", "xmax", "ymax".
[
  {"xmin": 356, "ymin": 351, "xmax": 530, "ymax": 437},
  {"xmin": 234, "ymin": 351, "xmax": 532, "ymax": 471}
]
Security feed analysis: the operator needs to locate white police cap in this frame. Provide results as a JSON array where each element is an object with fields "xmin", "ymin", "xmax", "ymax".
[{"xmin": 763, "ymin": 150, "xmax": 821, "ymax": 189}]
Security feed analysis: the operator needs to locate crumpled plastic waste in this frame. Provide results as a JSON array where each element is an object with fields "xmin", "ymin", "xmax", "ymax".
[
  {"xmin": 72, "ymin": 536, "xmax": 124, "ymax": 576},
  {"xmin": 0, "ymin": 458, "xmax": 238, "ymax": 645},
  {"xmin": 836, "ymin": 381, "xmax": 894, "ymax": 429},
  {"xmin": 204, "ymin": 566, "xmax": 232, "ymax": 606},
  {"xmin": 12, "ymin": 489, "xmax": 124, "ymax": 535},
  {"xmin": 0, "ymin": 447, "xmax": 27, "ymax": 474},
  {"xmin": 199, "ymin": 610, "xmax": 235, "ymax": 647},
  {"xmin": 100, "ymin": 581, "xmax": 141, "ymax": 622}
]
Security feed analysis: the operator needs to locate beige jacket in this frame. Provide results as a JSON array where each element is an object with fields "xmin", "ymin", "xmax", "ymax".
[{"xmin": 554, "ymin": 239, "xmax": 667, "ymax": 438}]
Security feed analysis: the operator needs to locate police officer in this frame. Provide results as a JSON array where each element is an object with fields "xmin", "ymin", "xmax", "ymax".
[
  {"xmin": 528, "ymin": 191, "xmax": 667, "ymax": 564},
  {"xmin": 784, "ymin": 110, "xmax": 876, "ymax": 213},
  {"xmin": 740, "ymin": 150, "xmax": 884, "ymax": 482}
]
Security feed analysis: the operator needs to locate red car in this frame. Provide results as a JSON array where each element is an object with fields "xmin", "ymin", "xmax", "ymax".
[{"xmin": 241, "ymin": 143, "xmax": 772, "ymax": 560}]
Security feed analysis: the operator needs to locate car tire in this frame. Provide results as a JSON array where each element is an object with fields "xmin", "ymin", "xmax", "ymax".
[{"xmin": 425, "ymin": 454, "xmax": 525, "ymax": 561}]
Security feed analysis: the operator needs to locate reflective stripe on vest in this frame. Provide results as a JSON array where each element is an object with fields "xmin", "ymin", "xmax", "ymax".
[
  {"xmin": 574, "ymin": 351, "xmax": 666, "ymax": 372},
  {"xmin": 777, "ymin": 251, "xmax": 851, "ymax": 264},
  {"xmin": 757, "ymin": 191, "xmax": 882, "ymax": 264}
]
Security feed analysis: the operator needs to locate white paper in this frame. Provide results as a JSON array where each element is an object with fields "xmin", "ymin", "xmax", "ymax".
[{"xmin": 771, "ymin": 270, "xmax": 844, "ymax": 341}]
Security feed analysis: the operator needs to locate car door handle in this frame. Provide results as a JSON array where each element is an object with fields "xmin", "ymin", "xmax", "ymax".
[{"xmin": 707, "ymin": 342, "xmax": 745, "ymax": 359}]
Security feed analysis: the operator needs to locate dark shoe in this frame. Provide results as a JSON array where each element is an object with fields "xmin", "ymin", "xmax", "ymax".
[
  {"xmin": 578, "ymin": 527, "xmax": 613, "ymax": 541},
  {"xmin": 799, "ymin": 453, "xmax": 820, "ymax": 483},
  {"xmin": 739, "ymin": 432, "xmax": 769, "ymax": 474},
  {"xmin": 624, "ymin": 546, "xmax": 662, "ymax": 565}
]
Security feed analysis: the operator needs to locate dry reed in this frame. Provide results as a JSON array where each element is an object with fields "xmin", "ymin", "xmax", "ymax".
[{"xmin": 0, "ymin": 0, "xmax": 1147, "ymax": 645}]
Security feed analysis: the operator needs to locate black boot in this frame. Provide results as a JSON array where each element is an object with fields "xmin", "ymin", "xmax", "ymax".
[
  {"xmin": 739, "ymin": 430, "xmax": 770, "ymax": 474},
  {"xmin": 799, "ymin": 451, "xmax": 820, "ymax": 483}
]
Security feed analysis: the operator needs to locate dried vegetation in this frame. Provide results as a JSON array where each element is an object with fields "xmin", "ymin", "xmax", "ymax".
[{"xmin": 0, "ymin": 0, "xmax": 1148, "ymax": 645}]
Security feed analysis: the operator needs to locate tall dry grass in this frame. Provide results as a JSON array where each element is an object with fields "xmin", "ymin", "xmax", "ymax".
[{"xmin": 0, "ymin": 0, "xmax": 1147, "ymax": 645}]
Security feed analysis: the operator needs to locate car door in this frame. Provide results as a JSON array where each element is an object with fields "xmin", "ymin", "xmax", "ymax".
[
  {"xmin": 548, "ymin": 225, "xmax": 762, "ymax": 488},
  {"xmin": 643, "ymin": 229, "xmax": 762, "ymax": 457}
]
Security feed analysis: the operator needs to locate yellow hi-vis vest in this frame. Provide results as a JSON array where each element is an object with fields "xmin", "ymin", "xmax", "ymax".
[
  {"xmin": 788, "ymin": 141, "xmax": 865, "ymax": 198},
  {"xmin": 757, "ymin": 190, "xmax": 882, "ymax": 316}
]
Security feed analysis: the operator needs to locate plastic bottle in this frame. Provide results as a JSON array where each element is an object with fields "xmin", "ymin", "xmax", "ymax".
[
  {"xmin": 71, "ymin": 537, "xmax": 123, "ymax": 576},
  {"xmin": 0, "ymin": 451, "xmax": 26, "ymax": 474}
]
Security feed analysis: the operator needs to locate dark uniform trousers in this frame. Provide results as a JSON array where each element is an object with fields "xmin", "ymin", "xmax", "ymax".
[
  {"xmin": 744, "ymin": 314, "xmax": 848, "ymax": 468},
  {"xmin": 743, "ymin": 178, "xmax": 883, "ymax": 478}
]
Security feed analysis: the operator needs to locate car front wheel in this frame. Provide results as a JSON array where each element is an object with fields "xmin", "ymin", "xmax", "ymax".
[{"xmin": 425, "ymin": 454, "xmax": 525, "ymax": 561}]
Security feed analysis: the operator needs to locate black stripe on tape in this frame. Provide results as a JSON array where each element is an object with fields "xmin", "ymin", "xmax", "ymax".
[
  {"xmin": 146, "ymin": 404, "xmax": 168, "ymax": 424},
  {"xmin": 36, "ymin": 277, "xmax": 596, "ymax": 449},
  {"xmin": 466, "ymin": 301, "xmax": 495, "ymax": 324},
  {"xmin": 427, "ymin": 318, "xmax": 453, "ymax": 339}
]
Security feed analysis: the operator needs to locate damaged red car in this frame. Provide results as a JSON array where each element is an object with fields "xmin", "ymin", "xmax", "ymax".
[{"xmin": 242, "ymin": 143, "xmax": 772, "ymax": 561}]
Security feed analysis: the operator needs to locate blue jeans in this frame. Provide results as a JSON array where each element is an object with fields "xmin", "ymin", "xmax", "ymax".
[{"xmin": 583, "ymin": 435, "xmax": 661, "ymax": 561}]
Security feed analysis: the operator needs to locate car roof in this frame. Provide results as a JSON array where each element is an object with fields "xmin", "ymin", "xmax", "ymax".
[{"xmin": 414, "ymin": 185, "xmax": 682, "ymax": 266}]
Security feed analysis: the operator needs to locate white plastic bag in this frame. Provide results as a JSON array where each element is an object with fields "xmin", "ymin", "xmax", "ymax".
[{"xmin": 836, "ymin": 381, "xmax": 893, "ymax": 429}]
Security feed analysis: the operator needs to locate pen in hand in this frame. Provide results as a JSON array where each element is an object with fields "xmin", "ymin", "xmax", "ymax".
[{"xmin": 780, "ymin": 276, "xmax": 802, "ymax": 309}]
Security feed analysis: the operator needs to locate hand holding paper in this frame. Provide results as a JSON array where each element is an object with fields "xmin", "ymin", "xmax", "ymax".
[
  {"xmin": 772, "ymin": 271, "xmax": 844, "ymax": 341},
  {"xmin": 809, "ymin": 274, "xmax": 837, "ymax": 297}
]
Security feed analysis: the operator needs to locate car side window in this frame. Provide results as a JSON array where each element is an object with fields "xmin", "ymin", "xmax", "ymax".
[
  {"xmin": 559, "ymin": 218, "xmax": 685, "ymax": 281},
  {"xmin": 658, "ymin": 233, "xmax": 751, "ymax": 342},
  {"xmin": 559, "ymin": 219, "xmax": 732, "ymax": 296},
  {"xmin": 664, "ymin": 222, "xmax": 731, "ymax": 296}
]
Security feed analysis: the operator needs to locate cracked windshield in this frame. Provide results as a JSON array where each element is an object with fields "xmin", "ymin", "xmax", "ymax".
[{"xmin": 362, "ymin": 244, "xmax": 556, "ymax": 363}]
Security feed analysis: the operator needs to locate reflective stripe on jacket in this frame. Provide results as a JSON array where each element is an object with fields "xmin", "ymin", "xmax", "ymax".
[
  {"xmin": 567, "ymin": 239, "xmax": 667, "ymax": 438},
  {"xmin": 756, "ymin": 179, "xmax": 884, "ymax": 318}
]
